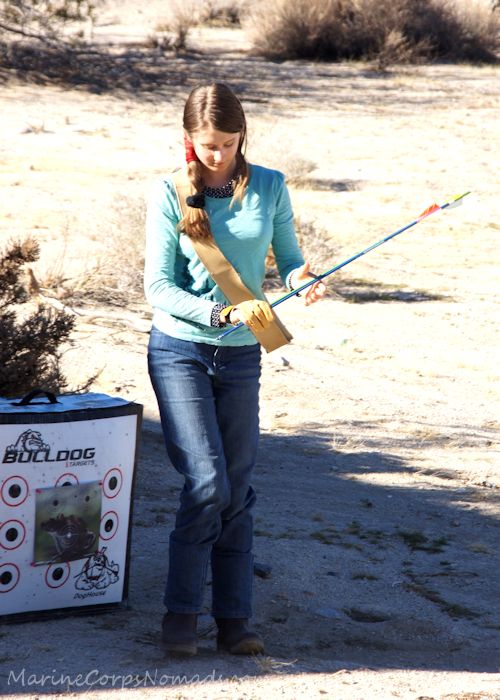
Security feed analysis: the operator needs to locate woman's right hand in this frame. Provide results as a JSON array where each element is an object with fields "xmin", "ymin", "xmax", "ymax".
[{"xmin": 229, "ymin": 299, "xmax": 273, "ymax": 330}]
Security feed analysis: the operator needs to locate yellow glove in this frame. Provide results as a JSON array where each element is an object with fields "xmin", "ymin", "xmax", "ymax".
[
  {"xmin": 230, "ymin": 299, "xmax": 273, "ymax": 330},
  {"xmin": 219, "ymin": 305, "xmax": 234, "ymax": 325}
]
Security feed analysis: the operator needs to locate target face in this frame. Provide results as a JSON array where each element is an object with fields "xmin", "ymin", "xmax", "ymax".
[
  {"xmin": 0, "ymin": 396, "xmax": 141, "ymax": 617},
  {"xmin": 100, "ymin": 511, "xmax": 119, "ymax": 540},
  {"xmin": 0, "ymin": 520, "xmax": 26, "ymax": 550},
  {"xmin": 1, "ymin": 476, "xmax": 29, "ymax": 507},
  {"xmin": 0, "ymin": 563, "xmax": 20, "ymax": 593},
  {"xmin": 103, "ymin": 468, "xmax": 123, "ymax": 499}
]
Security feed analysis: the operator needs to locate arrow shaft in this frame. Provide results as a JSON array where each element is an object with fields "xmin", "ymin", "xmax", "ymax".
[
  {"xmin": 272, "ymin": 215, "xmax": 422, "ymax": 307},
  {"xmin": 217, "ymin": 192, "xmax": 470, "ymax": 340}
]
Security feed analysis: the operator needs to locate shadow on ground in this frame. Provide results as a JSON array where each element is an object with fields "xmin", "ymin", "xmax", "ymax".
[
  {"xmin": 1, "ymin": 41, "xmax": 492, "ymax": 116},
  {"xmin": 1, "ymin": 415, "xmax": 498, "ymax": 695},
  {"xmin": 133, "ymin": 418, "xmax": 500, "ymax": 673},
  {"xmin": 264, "ymin": 271, "xmax": 448, "ymax": 302},
  {"xmin": 332, "ymin": 277, "xmax": 448, "ymax": 303}
]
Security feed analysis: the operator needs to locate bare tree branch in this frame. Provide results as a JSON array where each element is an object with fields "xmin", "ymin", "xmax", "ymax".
[{"xmin": 0, "ymin": 19, "xmax": 58, "ymax": 44}]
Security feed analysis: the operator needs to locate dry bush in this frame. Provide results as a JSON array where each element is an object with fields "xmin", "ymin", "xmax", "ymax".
[
  {"xmin": 281, "ymin": 157, "xmax": 317, "ymax": 185},
  {"xmin": 15, "ymin": 206, "xmax": 145, "ymax": 308},
  {"xmin": 244, "ymin": 0, "xmax": 499, "ymax": 64},
  {"xmin": 0, "ymin": 0, "xmax": 103, "ymax": 45},
  {"xmin": 155, "ymin": 0, "xmax": 203, "ymax": 52},
  {"xmin": 153, "ymin": 0, "xmax": 245, "ymax": 51},
  {"xmin": 244, "ymin": 0, "xmax": 412, "ymax": 62},
  {"xmin": 32, "ymin": 224, "xmax": 97, "ymax": 298},
  {"xmin": 86, "ymin": 194, "xmax": 146, "ymax": 304},
  {"xmin": 294, "ymin": 218, "xmax": 337, "ymax": 274},
  {"xmin": 199, "ymin": 0, "xmax": 245, "ymax": 27},
  {"xmin": 404, "ymin": 0, "xmax": 500, "ymax": 63},
  {"xmin": 0, "ymin": 238, "xmax": 75, "ymax": 398},
  {"xmin": 145, "ymin": 31, "xmax": 173, "ymax": 53},
  {"xmin": 265, "ymin": 217, "xmax": 336, "ymax": 292}
]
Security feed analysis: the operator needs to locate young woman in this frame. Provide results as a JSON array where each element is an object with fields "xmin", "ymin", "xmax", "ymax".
[{"xmin": 145, "ymin": 82, "xmax": 325, "ymax": 657}]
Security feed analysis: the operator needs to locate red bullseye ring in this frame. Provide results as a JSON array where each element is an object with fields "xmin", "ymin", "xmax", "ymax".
[
  {"xmin": 45, "ymin": 562, "xmax": 71, "ymax": 589},
  {"xmin": 103, "ymin": 468, "xmax": 123, "ymax": 499},
  {"xmin": 0, "ymin": 563, "xmax": 20, "ymax": 593},
  {"xmin": 0, "ymin": 519, "xmax": 26, "ymax": 550},
  {"xmin": 100, "ymin": 511, "xmax": 119, "ymax": 540},
  {"xmin": 1, "ymin": 476, "xmax": 29, "ymax": 507}
]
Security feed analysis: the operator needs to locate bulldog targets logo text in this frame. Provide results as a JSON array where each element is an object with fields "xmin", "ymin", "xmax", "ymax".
[{"xmin": 3, "ymin": 429, "xmax": 96, "ymax": 464}]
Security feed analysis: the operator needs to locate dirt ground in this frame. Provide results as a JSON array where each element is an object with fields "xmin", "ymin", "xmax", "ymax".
[{"xmin": 0, "ymin": 2, "xmax": 499, "ymax": 698}]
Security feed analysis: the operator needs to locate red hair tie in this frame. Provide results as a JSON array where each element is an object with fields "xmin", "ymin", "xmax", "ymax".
[{"xmin": 184, "ymin": 135, "xmax": 200, "ymax": 164}]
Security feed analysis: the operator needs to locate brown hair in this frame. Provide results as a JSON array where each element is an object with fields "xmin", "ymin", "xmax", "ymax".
[{"xmin": 180, "ymin": 83, "xmax": 249, "ymax": 240}]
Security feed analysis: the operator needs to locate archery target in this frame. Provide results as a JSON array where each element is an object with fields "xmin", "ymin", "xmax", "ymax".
[
  {"xmin": 100, "ymin": 511, "xmax": 119, "ymax": 541},
  {"xmin": 0, "ymin": 394, "xmax": 141, "ymax": 618},
  {"xmin": 1, "ymin": 476, "xmax": 29, "ymax": 507},
  {"xmin": 0, "ymin": 519, "xmax": 26, "ymax": 550},
  {"xmin": 103, "ymin": 468, "xmax": 123, "ymax": 499},
  {"xmin": 0, "ymin": 563, "xmax": 20, "ymax": 593}
]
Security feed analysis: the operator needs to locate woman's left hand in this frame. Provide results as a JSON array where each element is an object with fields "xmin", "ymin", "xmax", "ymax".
[{"xmin": 290, "ymin": 261, "xmax": 327, "ymax": 306}]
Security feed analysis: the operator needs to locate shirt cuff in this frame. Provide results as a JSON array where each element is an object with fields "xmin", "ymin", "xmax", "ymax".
[
  {"xmin": 210, "ymin": 302, "xmax": 227, "ymax": 328},
  {"xmin": 286, "ymin": 268, "xmax": 300, "ymax": 291}
]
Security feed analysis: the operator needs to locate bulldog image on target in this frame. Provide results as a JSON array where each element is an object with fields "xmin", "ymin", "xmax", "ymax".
[
  {"xmin": 74, "ymin": 547, "xmax": 120, "ymax": 590},
  {"xmin": 6, "ymin": 429, "xmax": 50, "ymax": 454}
]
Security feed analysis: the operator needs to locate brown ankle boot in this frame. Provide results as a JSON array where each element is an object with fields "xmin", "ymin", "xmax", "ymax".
[
  {"xmin": 215, "ymin": 618, "xmax": 264, "ymax": 655},
  {"xmin": 161, "ymin": 611, "xmax": 198, "ymax": 656}
]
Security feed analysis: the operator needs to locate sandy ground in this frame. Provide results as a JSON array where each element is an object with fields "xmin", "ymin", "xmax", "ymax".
[{"xmin": 0, "ymin": 2, "xmax": 499, "ymax": 698}]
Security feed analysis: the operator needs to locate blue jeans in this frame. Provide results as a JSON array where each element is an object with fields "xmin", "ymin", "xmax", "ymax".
[{"xmin": 147, "ymin": 328, "xmax": 261, "ymax": 618}]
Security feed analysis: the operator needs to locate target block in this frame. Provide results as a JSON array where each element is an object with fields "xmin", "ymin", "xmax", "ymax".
[{"xmin": 0, "ymin": 392, "xmax": 142, "ymax": 620}]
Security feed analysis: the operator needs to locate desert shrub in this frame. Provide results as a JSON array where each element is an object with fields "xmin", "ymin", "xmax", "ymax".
[
  {"xmin": 154, "ymin": 0, "xmax": 245, "ymax": 52},
  {"xmin": 244, "ymin": 0, "xmax": 499, "ymax": 64},
  {"xmin": 245, "ymin": 0, "xmax": 413, "ymax": 62},
  {"xmin": 278, "ymin": 157, "xmax": 317, "ymax": 185},
  {"xmin": 294, "ymin": 218, "xmax": 337, "ymax": 274},
  {"xmin": 199, "ymin": 0, "xmax": 245, "ymax": 27},
  {"xmin": 85, "ymin": 194, "xmax": 146, "ymax": 304},
  {"xmin": 0, "ymin": 0, "xmax": 103, "ymax": 44},
  {"xmin": 155, "ymin": 0, "xmax": 202, "ymax": 52},
  {"xmin": 0, "ymin": 238, "xmax": 75, "ymax": 398},
  {"xmin": 403, "ymin": 0, "xmax": 500, "ymax": 63},
  {"xmin": 265, "ymin": 217, "xmax": 336, "ymax": 292}
]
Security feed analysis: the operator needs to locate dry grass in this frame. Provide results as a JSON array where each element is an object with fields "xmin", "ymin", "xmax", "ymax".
[
  {"xmin": 253, "ymin": 655, "xmax": 297, "ymax": 674},
  {"xmin": 85, "ymin": 194, "xmax": 146, "ymax": 304},
  {"xmin": 244, "ymin": 0, "xmax": 499, "ymax": 65},
  {"xmin": 199, "ymin": 0, "xmax": 244, "ymax": 27},
  {"xmin": 154, "ymin": 0, "xmax": 199, "ymax": 51},
  {"xmin": 153, "ymin": 0, "xmax": 244, "ymax": 51},
  {"xmin": 265, "ymin": 217, "xmax": 336, "ymax": 291}
]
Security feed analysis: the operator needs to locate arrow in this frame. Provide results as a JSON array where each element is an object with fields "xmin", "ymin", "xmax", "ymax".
[{"xmin": 217, "ymin": 191, "xmax": 471, "ymax": 340}]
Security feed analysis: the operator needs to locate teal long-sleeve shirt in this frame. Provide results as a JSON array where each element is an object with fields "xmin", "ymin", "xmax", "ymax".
[{"xmin": 144, "ymin": 164, "xmax": 305, "ymax": 346}]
